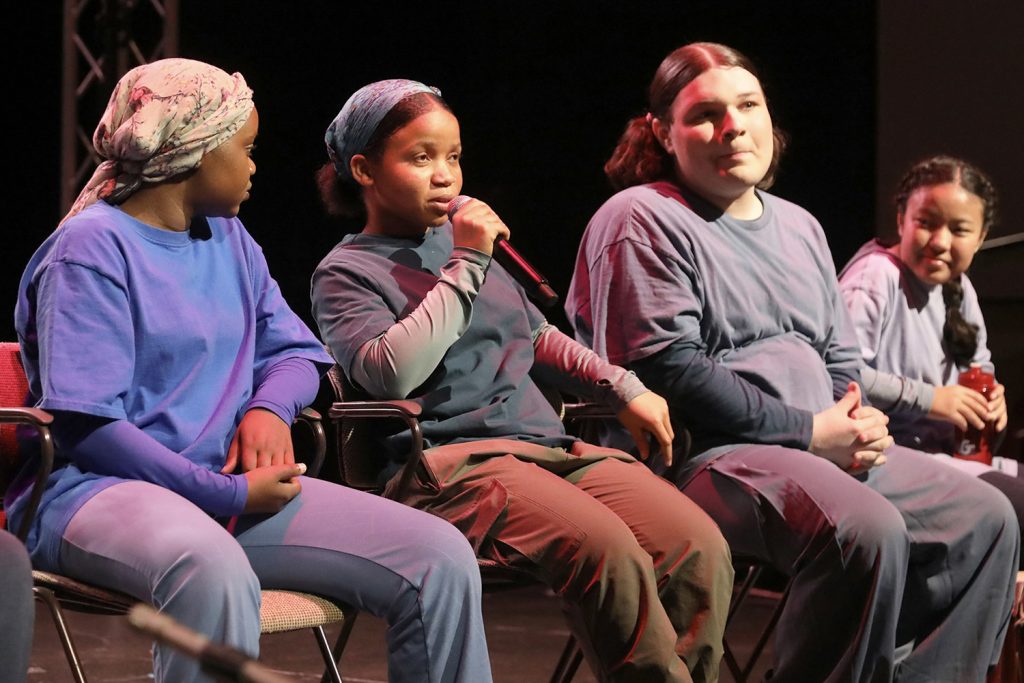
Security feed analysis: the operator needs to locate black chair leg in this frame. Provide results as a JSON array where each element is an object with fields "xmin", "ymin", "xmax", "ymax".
[
  {"xmin": 723, "ymin": 640, "xmax": 745, "ymax": 682},
  {"xmin": 740, "ymin": 585, "xmax": 789, "ymax": 683},
  {"xmin": 319, "ymin": 610, "xmax": 358, "ymax": 683},
  {"xmin": 549, "ymin": 634, "xmax": 583, "ymax": 683},
  {"xmin": 727, "ymin": 564, "xmax": 763, "ymax": 627},
  {"xmin": 313, "ymin": 625, "xmax": 343, "ymax": 683}
]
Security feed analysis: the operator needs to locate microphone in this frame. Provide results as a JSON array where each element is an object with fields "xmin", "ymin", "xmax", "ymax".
[
  {"xmin": 446, "ymin": 195, "xmax": 559, "ymax": 309},
  {"xmin": 128, "ymin": 604, "xmax": 290, "ymax": 683}
]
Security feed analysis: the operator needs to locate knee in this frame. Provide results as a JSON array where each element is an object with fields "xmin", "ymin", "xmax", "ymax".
[
  {"xmin": 833, "ymin": 499, "xmax": 909, "ymax": 567},
  {"xmin": 417, "ymin": 516, "xmax": 482, "ymax": 595},
  {"xmin": 967, "ymin": 479, "xmax": 1020, "ymax": 553},
  {"xmin": 155, "ymin": 530, "xmax": 260, "ymax": 610},
  {"xmin": 690, "ymin": 523, "xmax": 734, "ymax": 592},
  {"xmin": 0, "ymin": 532, "xmax": 32, "ymax": 591},
  {"xmin": 652, "ymin": 509, "xmax": 733, "ymax": 592},
  {"xmin": 971, "ymin": 476, "xmax": 1018, "ymax": 527},
  {"xmin": 576, "ymin": 520, "xmax": 653, "ymax": 576},
  {"xmin": 680, "ymin": 510, "xmax": 731, "ymax": 568}
]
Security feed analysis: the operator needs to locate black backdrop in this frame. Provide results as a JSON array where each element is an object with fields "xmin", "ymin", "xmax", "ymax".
[{"xmin": 5, "ymin": 1, "xmax": 876, "ymax": 335}]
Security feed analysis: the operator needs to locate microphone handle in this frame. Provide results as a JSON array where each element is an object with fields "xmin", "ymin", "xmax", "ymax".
[
  {"xmin": 128, "ymin": 604, "xmax": 289, "ymax": 683},
  {"xmin": 446, "ymin": 195, "xmax": 559, "ymax": 309},
  {"xmin": 493, "ymin": 237, "xmax": 559, "ymax": 309}
]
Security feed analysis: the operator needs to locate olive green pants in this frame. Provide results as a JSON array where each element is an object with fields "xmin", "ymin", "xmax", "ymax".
[{"xmin": 386, "ymin": 439, "xmax": 733, "ymax": 683}]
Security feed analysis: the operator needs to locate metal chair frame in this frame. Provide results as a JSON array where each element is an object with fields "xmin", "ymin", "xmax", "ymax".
[{"xmin": 721, "ymin": 560, "xmax": 790, "ymax": 683}]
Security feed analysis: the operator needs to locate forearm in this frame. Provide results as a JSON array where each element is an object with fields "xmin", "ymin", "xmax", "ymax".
[
  {"xmin": 829, "ymin": 362, "xmax": 865, "ymax": 403},
  {"xmin": 351, "ymin": 248, "xmax": 489, "ymax": 398},
  {"xmin": 54, "ymin": 414, "xmax": 247, "ymax": 516},
  {"xmin": 631, "ymin": 340, "xmax": 813, "ymax": 449},
  {"xmin": 247, "ymin": 357, "xmax": 322, "ymax": 424},
  {"xmin": 859, "ymin": 366, "xmax": 934, "ymax": 415},
  {"xmin": 531, "ymin": 324, "xmax": 647, "ymax": 411}
]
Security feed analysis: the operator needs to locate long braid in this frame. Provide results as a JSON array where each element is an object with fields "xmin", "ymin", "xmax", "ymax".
[
  {"xmin": 895, "ymin": 155, "xmax": 998, "ymax": 368},
  {"xmin": 941, "ymin": 277, "xmax": 979, "ymax": 367}
]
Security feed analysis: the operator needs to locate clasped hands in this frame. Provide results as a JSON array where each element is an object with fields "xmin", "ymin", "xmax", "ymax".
[
  {"xmin": 811, "ymin": 382, "xmax": 892, "ymax": 473},
  {"xmin": 221, "ymin": 408, "xmax": 304, "ymax": 513}
]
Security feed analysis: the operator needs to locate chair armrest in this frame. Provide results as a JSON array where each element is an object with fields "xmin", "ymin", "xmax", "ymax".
[
  {"xmin": 292, "ymin": 407, "xmax": 327, "ymax": 479},
  {"xmin": 560, "ymin": 400, "xmax": 692, "ymax": 483},
  {"xmin": 328, "ymin": 400, "xmax": 422, "ymax": 420},
  {"xmin": 0, "ymin": 407, "xmax": 55, "ymax": 543},
  {"xmin": 0, "ymin": 406, "xmax": 54, "ymax": 427},
  {"xmin": 561, "ymin": 402, "xmax": 616, "ymax": 421},
  {"xmin": 328, "ymin": 400, "xmax": 424, "ymax": 500}
]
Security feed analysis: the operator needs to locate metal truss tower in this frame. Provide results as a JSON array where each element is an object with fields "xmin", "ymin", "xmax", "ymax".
[{"xmin": 61, "ymin": 0, "xmax": 179, "ymax": 213}]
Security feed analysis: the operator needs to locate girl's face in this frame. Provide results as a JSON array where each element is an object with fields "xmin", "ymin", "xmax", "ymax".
[
  {"xmin": 892, "ymin": 182, "xmax": 987, "ymax": 286},
  {"xmin": 654, "ymin": 66, "xmax": 773, "ymax": 214},
  {"xmin": 188, "ymin": 108, "xmax": 258, "ymax": 218},
  {"xmin": 356, "ymin": 106, "xmax": 462, "ymax": 237}
]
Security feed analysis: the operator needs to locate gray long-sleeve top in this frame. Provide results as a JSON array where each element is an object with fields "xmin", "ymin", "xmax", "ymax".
[
  {"xmin": 839, "ymin": 239, "xmax": 992, "ymax": 452},
  {"xmin": 312, "ymin": 224, "xmax": 647, "ymax": 458},
  {"xmin": 566, "ymin": 181, "xmax": 863, "ymax": 465}
]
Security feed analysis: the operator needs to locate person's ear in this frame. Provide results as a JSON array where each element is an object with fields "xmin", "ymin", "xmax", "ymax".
[
  {"xmin": 895, "ymin": 212, "xmax": 905, "ymax": 238},
  {"xmin": 650, "ymin": 117, "xmax": 673, "ymax": 155},
  {"xmin": 350, "ymin": 154, "xmax": 373, "ymax": 188}
]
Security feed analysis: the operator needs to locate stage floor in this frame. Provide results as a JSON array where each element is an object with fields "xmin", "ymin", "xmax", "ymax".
[{"xmin": 26, "ymin": 582, "xmax": 776, "ymax": 682}]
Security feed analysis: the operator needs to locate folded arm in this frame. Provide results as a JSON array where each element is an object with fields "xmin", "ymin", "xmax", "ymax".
[
  {"xmin": 350, "ymin": 248, "xmax": 489, "ymax": 398},
  {"xmin": 631, "ymin": 338, "xmax": 814, "ymax": 449},
  {"xmin": 53, "ymin": 413, "xmax": 248, "ymax": 516}
]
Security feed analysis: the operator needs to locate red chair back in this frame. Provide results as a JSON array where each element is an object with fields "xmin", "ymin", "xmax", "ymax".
[
  {"xmin": 0, "ymin": 343, "xmax": 30, "ymax": 455},
  {"xmin": 0, "ymin": 342, "xmax": 31, "ymax": 528}
]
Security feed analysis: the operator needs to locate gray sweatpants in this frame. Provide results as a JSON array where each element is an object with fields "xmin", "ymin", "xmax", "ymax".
[{"xmin": 680, "ymin": 444, "xmax": 1019, "ymax": 683}]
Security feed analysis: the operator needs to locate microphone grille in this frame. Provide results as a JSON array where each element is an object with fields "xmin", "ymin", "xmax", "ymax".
[{"xmin": 446, "ymin": 195, "xmax": 473, "ymax": 221}]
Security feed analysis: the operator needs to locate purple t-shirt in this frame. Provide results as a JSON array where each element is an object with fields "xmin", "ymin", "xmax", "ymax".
[{"xmin": 9, "ymin": 201, "xmax": 331, "ymax": 566}]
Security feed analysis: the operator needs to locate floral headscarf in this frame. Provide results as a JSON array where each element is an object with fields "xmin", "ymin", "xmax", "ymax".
[
  {"xmin": 324, "ymin": 79, "xmax": 440, "ymax": 180},
  {"xmin": 61, "ymin": 57, "xmax": 254, "ymax": 226}
]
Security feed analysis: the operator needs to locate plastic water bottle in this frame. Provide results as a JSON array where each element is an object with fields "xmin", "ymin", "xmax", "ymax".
[{"xmin": 953, "ymin": 363, "xmax": 995, "ymax": 465}]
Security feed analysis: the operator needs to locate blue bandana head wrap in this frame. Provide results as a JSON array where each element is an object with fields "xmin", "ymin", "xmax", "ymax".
[{"xmin": 325, "ymin": 79, "xmax": 442, "ymax": 180}]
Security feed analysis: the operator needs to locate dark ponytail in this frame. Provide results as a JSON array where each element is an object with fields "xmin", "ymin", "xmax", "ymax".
[
  {"xmin": 604, "ymin": 115, "xmax": 674, "ymax": 191},
  {"xmin": 316, "ymin": 162, "xmax": 365, "ymax": 218},
  {"xmin": 942, "ymin": 278, "xmax": 980, "ymax": 368}
]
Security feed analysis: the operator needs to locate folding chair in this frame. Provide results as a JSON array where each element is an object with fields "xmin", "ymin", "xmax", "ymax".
[{"xmin": 0, "ymin": 341, "xmax": 353, "ymax": 683}]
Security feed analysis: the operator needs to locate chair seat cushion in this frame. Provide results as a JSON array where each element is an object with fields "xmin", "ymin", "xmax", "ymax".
[
  {"xmin": 259, "ymin": 590, "xmax": 347, "ymax": 633},
  {"xmin": 34, "ymin": 569, "xmax": 347, "ymax": 635}
]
